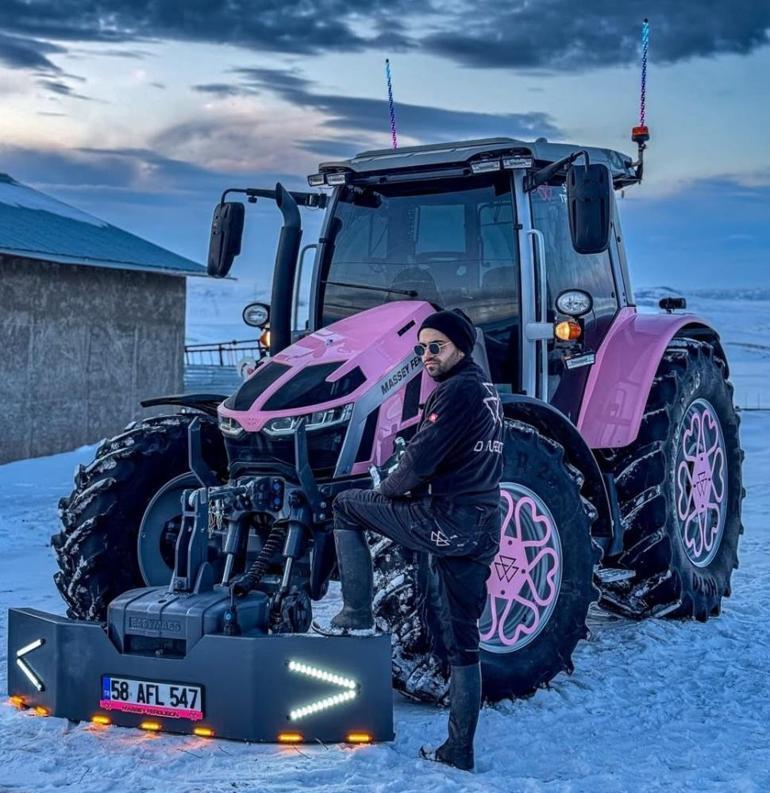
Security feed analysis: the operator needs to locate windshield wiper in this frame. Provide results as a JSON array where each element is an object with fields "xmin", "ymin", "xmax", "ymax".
[{"xmin": 323, "ymin": 280, "xmax": 418, "ymax": 298}]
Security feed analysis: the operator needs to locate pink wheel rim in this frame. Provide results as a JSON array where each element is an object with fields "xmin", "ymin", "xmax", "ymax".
[
  {"xmin": 479, "ymin": 484, "xmax": 562, "ymax": 654},
  {"xmin": 675, "ymin": 398, "xmax": 727, "ymax": 567}
]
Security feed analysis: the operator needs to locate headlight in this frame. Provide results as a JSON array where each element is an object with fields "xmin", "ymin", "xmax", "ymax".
[
  {"xmin": 555, "ymin": 289, "xmax": 593, "ymax": 318},
  {"xmin": 219, "ymin": 415, "xmax": 246, "ymax": 438},
  {"xmin": 263, "ymin": 404, "xmax": 354, "ymax": 437},
  {"xmin": 242, "ymin": 302, "xmax": 270, "ymax": 328}
]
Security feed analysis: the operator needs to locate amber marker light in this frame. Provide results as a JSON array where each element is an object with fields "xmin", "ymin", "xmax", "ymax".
[
  {"xmin": 278, "ymin": 732, "xmax": 303, "ymax": 743},
  {"xmin": 555, "ymin": 320, "xmax": 582, "ymax": 341},
  {"xmin": 9, "ymin": 696, "xmax": 26, "ymax": 709},
  {"xmin": 139, "ymin": 721, "xmax": 162, "ymax": 732},
  {"xmin": 91, "ymin": 714, "xmax": 111, "ymax": 726},
  {"xmin": 33, "ymin": 705, "xmax": 50, "ymax": 717},
  {"xmin": 193, "ymin": 727, "xmax": 215, "ymax": 738},
  {"xmin": 346, "ymin": 732, "xmax": 373, "ymax": 744},
  {"xmin": 260, "ymin": 329, "xmax": 271, "ymax": 349}
]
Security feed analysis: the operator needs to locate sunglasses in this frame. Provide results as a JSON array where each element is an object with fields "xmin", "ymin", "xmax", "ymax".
[{"xmin": 414, "ymin": 341, "xmax": 451, "ymax": 357}]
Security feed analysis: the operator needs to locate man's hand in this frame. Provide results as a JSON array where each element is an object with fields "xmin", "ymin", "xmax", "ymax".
[{"xmin": 369, "ymin": 437, "xmax": 407, "ymax": 493}]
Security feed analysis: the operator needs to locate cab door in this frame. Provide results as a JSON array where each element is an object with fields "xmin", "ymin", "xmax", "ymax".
[{"xmin": 514, "ymin": 174, "xmax": 621, "ymax": 420}]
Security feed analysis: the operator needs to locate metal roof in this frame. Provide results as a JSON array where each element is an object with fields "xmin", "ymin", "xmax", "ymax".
[
  {"xmin": 319, "ymin": 136, "xmax": 637, "ymax": 184},
  {"xmin": 0, "ymin": 174, "xmax": 206, "ymax": 277}
]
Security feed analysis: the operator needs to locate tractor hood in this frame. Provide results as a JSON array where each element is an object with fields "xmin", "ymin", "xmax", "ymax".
[{"xmin": 218, "ymin": 301, "xmax": 435, "ymax": 451}]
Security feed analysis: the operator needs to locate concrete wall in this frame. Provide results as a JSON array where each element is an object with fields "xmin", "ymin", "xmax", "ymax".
[{"xmin": 1, "ymin": 255, "xmax": 186, "ymax": 464}]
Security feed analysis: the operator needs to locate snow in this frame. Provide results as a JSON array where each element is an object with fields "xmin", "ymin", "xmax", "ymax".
[{"xmin": 3, "ymin": 292, "xmax": 770, "ymax": 791}]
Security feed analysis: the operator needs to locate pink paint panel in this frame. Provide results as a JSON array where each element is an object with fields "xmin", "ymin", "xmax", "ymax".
[
  {"xmin": 577, "ymin": 308, "xmax": 712, "ymax": 448},
  {"xmin": 219, "ymin": 300, "xmax": 435, "ymax": 432}
]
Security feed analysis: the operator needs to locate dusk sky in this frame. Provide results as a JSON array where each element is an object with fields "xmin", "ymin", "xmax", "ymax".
[{"xmin": 1, "ymin": 2, "xmax": 768, "ymax": 290}]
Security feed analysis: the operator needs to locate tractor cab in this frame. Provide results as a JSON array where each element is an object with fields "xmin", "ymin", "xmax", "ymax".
[{"xmin": 211, "ymin": 137, "xmax": 639, "ymax": 423}]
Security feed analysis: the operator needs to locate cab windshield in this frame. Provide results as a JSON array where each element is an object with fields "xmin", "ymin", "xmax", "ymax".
[{"xmin": 317, "ymin": 173, "xmax": 520, "ymax": 384}]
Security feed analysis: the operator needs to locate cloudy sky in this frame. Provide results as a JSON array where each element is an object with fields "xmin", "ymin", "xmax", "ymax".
[{"xmin": 1, "ymin": 1, "xmax": 768, "ymax": 289}]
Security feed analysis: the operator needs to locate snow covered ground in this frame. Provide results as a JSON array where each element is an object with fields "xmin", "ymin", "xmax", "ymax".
[{"xmin": 2, "ymin": 291, "xmax": 769, "ymax": 792}]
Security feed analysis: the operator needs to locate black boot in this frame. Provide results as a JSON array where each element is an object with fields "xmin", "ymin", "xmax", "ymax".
[
  {"xmin": 330, "ymin": 529, "xmax": 374, "ymax": 631},
  {"xmin": 420, "ymin": 663, "xmax": 481, "ymax": 771}
]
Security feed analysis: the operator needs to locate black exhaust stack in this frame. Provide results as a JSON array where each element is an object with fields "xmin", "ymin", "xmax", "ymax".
[{"xmin": 270, "ymin": 183, "xmax": 302, "ymax": 356}]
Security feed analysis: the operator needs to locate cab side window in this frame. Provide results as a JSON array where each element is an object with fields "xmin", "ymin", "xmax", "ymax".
[{"xmin": 530, "ymin": 183, "xmax": 618, "ymax": 333}]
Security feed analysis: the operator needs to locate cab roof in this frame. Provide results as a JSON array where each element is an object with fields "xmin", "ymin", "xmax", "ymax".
[{"xmin": 319, "ymin": 136, "xmax": 638, "ymax": 186}]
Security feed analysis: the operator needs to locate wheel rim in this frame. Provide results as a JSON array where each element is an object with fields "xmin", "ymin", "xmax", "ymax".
[
  {"xmin": 479, "ymin": 483, "xmax": 562, "ymax": 654},
  {"xmin": 138, "ymin": 472, "xmax": 199, "ymax": 585},
  {"xmin": 675, "ymin": 398, "xmax": 727, "ymax": 567}
]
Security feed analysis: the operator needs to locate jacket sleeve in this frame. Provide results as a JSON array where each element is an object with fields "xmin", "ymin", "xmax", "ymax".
[{"xmin": 379, "ymin": 382, "xmax": 471, "ymax": 498}]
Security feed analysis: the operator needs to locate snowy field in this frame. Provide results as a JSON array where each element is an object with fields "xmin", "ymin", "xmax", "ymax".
[{"xmin": 2, "ymin": 290, "xmax": 770, "ymax": 792}]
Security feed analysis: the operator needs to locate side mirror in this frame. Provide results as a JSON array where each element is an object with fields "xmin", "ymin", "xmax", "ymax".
[
  {"xmin": 207, "ymin": 201, "xmax": 245, "ymax": 278},
  {"xmin": 566, "ymin": 164, "xmax": 611, "ymax": 254}
]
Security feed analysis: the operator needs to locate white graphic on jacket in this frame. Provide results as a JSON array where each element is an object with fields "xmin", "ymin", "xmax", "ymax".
[{"xmin": 483, "ymin": 382, "xmax": 503, "ymax": 426}]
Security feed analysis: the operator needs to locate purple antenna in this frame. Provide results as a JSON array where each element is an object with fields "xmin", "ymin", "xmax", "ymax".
[
  {"xmin": 385, "ymin": 58, "xmax": 398, "ymax": 150},
  {"xmin": 640, "ymin": 18, "xmax": 649, "ymax": 128}
]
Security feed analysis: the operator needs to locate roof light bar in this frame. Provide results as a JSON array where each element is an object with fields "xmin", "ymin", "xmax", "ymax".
[
  {"xmin": 503, "ymin": 156, "xmax": 533, "ymax": 169},
  {"xmin": 325, "ymin": 172, "xmax": 348, "ymax": 186},
  {"xmin": 470, "ymin": 160, "xmax": 501, "ymax": 174}
]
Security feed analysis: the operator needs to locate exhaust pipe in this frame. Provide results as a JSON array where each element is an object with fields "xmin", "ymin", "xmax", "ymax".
[{"xmin": 270, "ymin": 183, "xmax": 302, "ymax": 356}]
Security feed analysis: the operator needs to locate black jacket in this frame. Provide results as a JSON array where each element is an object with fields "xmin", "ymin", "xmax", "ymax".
[{"xmin": 380, "ymin": 357, "xmax": 504, "ymax": 506}]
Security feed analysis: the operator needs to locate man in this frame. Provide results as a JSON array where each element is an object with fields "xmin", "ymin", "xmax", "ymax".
[{"xmin": 328, "ymin": 308, "xmax": 504, "ymax": 771}]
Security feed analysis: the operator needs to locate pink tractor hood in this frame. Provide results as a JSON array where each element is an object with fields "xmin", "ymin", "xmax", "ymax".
[{"xmin": 218, "ymin": 300, "xmax": 437, "ymax": 476}]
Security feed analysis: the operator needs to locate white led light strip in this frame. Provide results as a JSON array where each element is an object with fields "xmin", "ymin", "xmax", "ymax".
[
  {"xmin": 288, "ymin": 660, "xmax": 356, "ymax": 690},
  {"xmin": 16, "ymin": 638, "xmax": 45, "ymax": 692},
  {"xmin": 289, "ymin": 690, "xmax": 357, "ymax": 721},
  {"xmin": 287, "ymin": 659, "xmax": 359, "ymax": 721}
]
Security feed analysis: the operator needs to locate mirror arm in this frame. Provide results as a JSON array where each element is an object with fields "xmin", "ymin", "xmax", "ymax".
[
  {"xmin": 219, "ymin": 187, "xmax": 327, "ymax": 209},
  {"xmin": 526, "ymin": 150, "xmax": 591, "ymax": 191}
]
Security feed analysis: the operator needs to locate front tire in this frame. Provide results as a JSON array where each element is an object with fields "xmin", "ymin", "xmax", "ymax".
[
  {"xmin": 52, "ymin": 414, "xmax": 226, "ymax": 620},
  {"xmin": 372, "ymin": 420, "xmax": 599, "ymax": 703}
]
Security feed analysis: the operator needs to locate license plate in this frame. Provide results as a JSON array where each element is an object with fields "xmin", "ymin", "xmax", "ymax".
[{"xmin": 100, "ymin": 676, "xmax": 204, "ymax": 721}]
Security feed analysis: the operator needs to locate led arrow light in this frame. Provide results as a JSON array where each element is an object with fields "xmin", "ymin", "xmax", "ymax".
[
  {"xmin": 16, "ymin": 638, "xmax": 45, "ymax": 692},
  {"xmin": 287, "ymin": 660, "xmax": 358, "ymax": 721}
]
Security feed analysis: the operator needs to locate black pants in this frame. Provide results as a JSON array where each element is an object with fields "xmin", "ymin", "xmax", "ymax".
[{"xmin": 333, "ymin": 489, "xmax": 500, "ymax": 667}]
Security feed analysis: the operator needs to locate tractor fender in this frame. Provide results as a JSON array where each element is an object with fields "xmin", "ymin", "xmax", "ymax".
[
  {"xmin": 500, "ymin": 394, "xmax": 613, "ymax": 543},
  {"xmin": 140, "ymin": 393, "xmax": 227, "ymax": 418},
  {"xmin": 576, "ymin": 307, "xmax": 725, "ymax": 449}
]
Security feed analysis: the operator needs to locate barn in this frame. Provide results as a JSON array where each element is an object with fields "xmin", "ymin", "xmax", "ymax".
[{"xmin": 0, "ymin": 173, "xmax": 206, "ymax": 464}]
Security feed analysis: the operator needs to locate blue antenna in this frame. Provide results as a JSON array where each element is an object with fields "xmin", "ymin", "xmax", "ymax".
[{"xmin": 385, "ymin": 59, "xmax": 398, "ymax": 150}]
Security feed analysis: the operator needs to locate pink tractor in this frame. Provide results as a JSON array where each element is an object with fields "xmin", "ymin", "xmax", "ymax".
[{"xmin": 54, "ymin": 137, "xmax": 743, "ymax": 702}]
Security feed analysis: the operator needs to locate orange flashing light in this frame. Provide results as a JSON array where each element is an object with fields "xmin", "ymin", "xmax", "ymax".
[
  {"xmin": 139, "ymin": 721, "xmax": 162, "ymax": 732},
  {"xmin": 278, "ymin": 732, "xmax": 303, "ymax": 744},
  {"xmin": 260, "ymin": 329, "xmax": 271, "ymax": 349},
  {"xmin": 193, "ymin": 727, "xmax": 215, "ymax": 738},
  {"xmin": 555, "ymin": 320, "xmax": 582, "ymax": 341},
  {"xmin": 33, "ymin": 706, "xmax": 50, "ymax": 717},
  {"xmin": 91, "ymin": 714, "xmax": 111, "ymax": 726},
  {"xmin": 346, "ymin": 732, "xmax": 373, "ymax": 744},
  {"xmin": 9, "ymin": 696, "xmax": 26, "ymax": 709}
]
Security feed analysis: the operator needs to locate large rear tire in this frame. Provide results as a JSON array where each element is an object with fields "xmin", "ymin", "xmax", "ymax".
[
  {"xmin": 598, "ymin": 340, "xmax": 744, "ymax": 620},
  {"xmin": 52, "ymin": 414, "xmax": 226, "ymax": 620},
  {"xmin": 372, "ymin": 420, "xmax": 599, "ymax": 703}
]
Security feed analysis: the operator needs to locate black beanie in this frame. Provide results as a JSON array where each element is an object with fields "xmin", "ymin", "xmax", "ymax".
[{"xmin": 418, "ymin": 309, "xmax": 476, "ymax": 356}]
